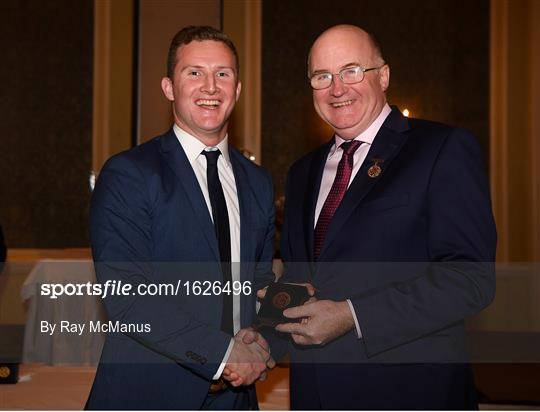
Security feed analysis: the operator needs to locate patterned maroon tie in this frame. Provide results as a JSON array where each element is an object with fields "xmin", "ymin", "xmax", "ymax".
[{"xmin": 314, "ymin": 140, "xmax": 362, "ymax": 260}]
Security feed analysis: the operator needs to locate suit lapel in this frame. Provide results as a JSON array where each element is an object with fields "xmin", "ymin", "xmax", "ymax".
[
  {"xmin": 318, "ymin": 108, "xmax": 410, "ymax": 260},
  {"xmin": 159, "ymin": 130, "xmax": 220, "ymax": 261},
  {"xmin": 229, "ymin": 150, "xmax": 253, "ymax": 264},
  {"xmin": 230, "ymin": 150, "xmax": 260, "ymax": 326},
  {"xmin": 304, "ymin": 141, "xmax": 334, "ymax": 262}
]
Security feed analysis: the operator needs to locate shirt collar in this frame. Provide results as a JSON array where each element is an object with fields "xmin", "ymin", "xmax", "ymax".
[
  {"xmin": 173, "ymin": 124, "xmax": 231, "ymax": 168},
  {"xmin": 328, "ymin": 103, "xmax": 392, "ymax": 159}
]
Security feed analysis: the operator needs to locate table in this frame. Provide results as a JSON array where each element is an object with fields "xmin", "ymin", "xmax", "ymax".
[{"xmin": 21, "ymin": 259, "xmax": 107, "ymax": 366}]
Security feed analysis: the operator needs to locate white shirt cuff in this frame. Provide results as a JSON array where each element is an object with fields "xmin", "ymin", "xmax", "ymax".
[
  {"xmin": 212, "ymin": 338, "xmax": 235, "ymax": 380},
  {"xmin": 346, "ymin": 299, "xmax": 363, "ymax": 338}
]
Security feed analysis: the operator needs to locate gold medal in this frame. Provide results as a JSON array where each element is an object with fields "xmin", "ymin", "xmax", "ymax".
[
  {"xmin": 272, "ymin": 291, "xmax": 292, "ymax": 309},
  {"xmin": 0, "ymin": 366, "xmax": 10, "ymax": 379},
  {"xmin": 368, "ymin": 158, "xmax": 383, "ymax": 178}
]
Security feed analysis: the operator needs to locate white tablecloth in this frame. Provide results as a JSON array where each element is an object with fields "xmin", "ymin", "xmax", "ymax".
[{"xmin": 21, "ymin": 259, "xmax": 107, "ymax": 365}]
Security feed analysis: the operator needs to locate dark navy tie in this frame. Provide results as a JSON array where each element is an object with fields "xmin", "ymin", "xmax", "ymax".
[{"xmin": 202, "ymin": 149, "xmax": 233, "ymax": 335}]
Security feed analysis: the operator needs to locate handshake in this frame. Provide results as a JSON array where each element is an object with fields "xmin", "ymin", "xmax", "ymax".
[
  {"xmin": 222, "ymin": 327, "xmax": 275, "ymax": 387},
  {"xmin": 221, "ymin": 282, "xmax": 356, "ymax": 386},
  {"xmin": 222, "ymin": 283, "xmax": 318, "ymax": 387}
]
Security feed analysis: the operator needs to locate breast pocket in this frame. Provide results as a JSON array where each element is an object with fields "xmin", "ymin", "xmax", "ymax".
[{"xmin": 359, "ymin": 193, "xmax": 410, "ymax": 213}]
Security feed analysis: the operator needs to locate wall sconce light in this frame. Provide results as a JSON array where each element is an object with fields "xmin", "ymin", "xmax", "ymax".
[
  {"xmin": 89, "ymin": 171, "xmax": 97, "ymax": 192},
  {"xmin": 402, "ymin": 108, "xmax": 410, "ymax": 117},
  {"xmin": 240, "ymin": 149, "xmax": 256, "ymax": 163}
]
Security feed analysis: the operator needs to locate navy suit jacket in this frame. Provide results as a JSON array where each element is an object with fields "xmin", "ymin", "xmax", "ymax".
[
  {"xmin": 86, "ymin": 130, "xmax": 275, "ymax": 410},
  {"xmin": 278, "ymin": 107, "xmax": 496, "ymax": 409}
]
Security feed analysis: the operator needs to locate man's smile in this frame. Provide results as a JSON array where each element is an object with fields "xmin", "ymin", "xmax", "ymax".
[
  {"xmin": 195, "ymin": 99, "xmax": 221, "ymax": 109},
  {"xmin": 331, "ymin": 99, "xmax": 355, "ymax": 108}
]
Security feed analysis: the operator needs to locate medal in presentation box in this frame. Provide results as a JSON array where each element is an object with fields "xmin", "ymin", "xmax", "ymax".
[
  {"xmin": 0, "ymin": 325, "xmax": 24, "ymax": 384},
  {"xmin": 256, "ymin": 283, "xmax": 310, "ymax": 327}
]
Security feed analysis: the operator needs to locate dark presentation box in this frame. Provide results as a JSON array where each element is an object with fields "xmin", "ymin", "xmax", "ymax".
[
  {"xmin": 0, "ymin": 363, "xmax": 19, "ymax": 384},
  {"xmin": 0, "ymin": 325, "xmax": 24, "ymax": 384},
  {"xmin": 256, "ymin": 283, "xmax": 310, "ymax": 327}
]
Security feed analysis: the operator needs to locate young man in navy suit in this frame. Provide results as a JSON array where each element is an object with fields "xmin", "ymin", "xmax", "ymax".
[
  {"xmin": 267, "ymin": 24, "xmax": 496, "ymax": 409},
  {"xmin": 87, "ymin": 26, "xmax": 275, "ymax": 410}
]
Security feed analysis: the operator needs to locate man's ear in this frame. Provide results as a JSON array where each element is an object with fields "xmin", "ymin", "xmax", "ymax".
[
  {"xmin": 161, "ymin": 77, "xmax": 174, "ymax": 101},
  {"xmin": 235, "ymin": 80, "xmax": 242, "ymax": 102},
  {"xmin": 378, "ymin": 64, "xmax": 390, "ymax": 92}
]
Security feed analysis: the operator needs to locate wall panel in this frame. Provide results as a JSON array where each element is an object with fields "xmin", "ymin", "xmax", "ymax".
[
  {"xmin": 0, "ymin": 0, "xmax": 93, "ymax": 247},
  {"xmin": 137, "ymin": 0, "xmax": 220, "ymax": 143}
]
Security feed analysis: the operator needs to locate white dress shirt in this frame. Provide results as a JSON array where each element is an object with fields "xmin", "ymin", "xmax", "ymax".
[
  {"xmin": 173, "ymin": 125, "xmax": 240, "ymax": 378},
  {"xmin": 313, "ymin": 104, "xmax": 392, "ymax": 338}
]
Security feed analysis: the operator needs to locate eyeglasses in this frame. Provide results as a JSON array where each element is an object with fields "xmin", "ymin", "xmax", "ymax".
[{"xmin": 308, "ymin": 65, "xmax": 385, "ymax": 90}]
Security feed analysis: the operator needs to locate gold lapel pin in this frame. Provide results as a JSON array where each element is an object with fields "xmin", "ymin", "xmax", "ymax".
[{"xmin": 367, "ymin": 158, "xmax": 384, "ymax": 178}]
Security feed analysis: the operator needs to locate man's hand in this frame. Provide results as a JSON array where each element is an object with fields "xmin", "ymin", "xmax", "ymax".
[
  {"xmin": 275, "ymin": 300, "xmax": 355, "ymax": 346},
  {"xmin": 222, "ymin": 328, "xmax": 274, "ymax": 386},
  {"xmin": 256, "ymin": 282, "xmax": 316, "ymax": 300},
  {"xmin": 237, "ymin": 328, "xmax": 276, "ymax": 378}
]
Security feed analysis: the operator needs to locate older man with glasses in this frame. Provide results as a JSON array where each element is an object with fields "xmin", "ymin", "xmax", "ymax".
[{"xmin": 262, "ymin": 24, "xmax": 496, "ymax": 410}]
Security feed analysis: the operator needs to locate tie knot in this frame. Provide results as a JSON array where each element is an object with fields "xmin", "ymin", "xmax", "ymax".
[
  {"xmin": 340, "ymin": 140, "xmax": 362, "ymax": 156},
  {"xmin": 202, "ymin": 149, "xmax": 222, "ymax": 166}
]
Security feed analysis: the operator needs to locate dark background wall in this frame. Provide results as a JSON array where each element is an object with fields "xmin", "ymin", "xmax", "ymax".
[
  {"xmin": 0, "ymin": 0, "xmax": 93, "ymax": 247},
  {"xmin": 0, "ymin": 0, "xmax": 490, "ymax": 248},
  {"xmin": 261, "ymin": 0, "xmax": 490, "ymax": 198}
]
